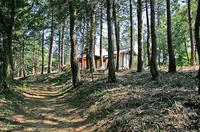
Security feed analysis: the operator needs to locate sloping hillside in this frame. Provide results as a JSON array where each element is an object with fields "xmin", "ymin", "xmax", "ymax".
[{"xmin": 0, "ymin": 67, "xmax": 200, "ymax": 131}]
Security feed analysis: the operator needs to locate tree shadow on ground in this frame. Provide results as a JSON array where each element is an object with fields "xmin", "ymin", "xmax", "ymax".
[
  {"xmin": 1, "ymin": 70, "xmax": 199, "ymax": 131},
  {"xmin": 66, "ymin": 70, "xmax": 200, "ymax": 131}
]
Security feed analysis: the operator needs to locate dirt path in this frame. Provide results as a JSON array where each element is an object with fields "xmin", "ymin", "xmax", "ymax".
[
  {"xmin": 1, "ymin": 68, "xmax": 199, "ymax": 131},
  {"xmin": 5, "ymin": 75, "xmax": 95, "ymax": 132}
]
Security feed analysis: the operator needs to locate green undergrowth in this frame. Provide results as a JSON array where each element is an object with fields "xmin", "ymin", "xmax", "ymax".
[
  {"xmin": 15, "ymin": 85, "xmax": 27, "ymax": 91},
  {"xmin": 0, "ymin": 92, "xmax": 18, "ymax": 131},
  {"xmin": 48, "ymin": 71, "xmax": 72, "ymax": 85}
]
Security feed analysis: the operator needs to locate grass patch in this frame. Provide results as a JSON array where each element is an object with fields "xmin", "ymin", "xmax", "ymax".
[
  {"xmin": 15, "ymin": 85, "xmax": 27, "ymax": 91},
  {"xmin": 48, "ymin": 72, "xmax": 72, "ymax": 85}
]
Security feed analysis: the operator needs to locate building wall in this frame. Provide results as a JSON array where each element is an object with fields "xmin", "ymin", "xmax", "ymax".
[
  {"xmin": 78, "ymin": 53, "xmax": 134, "ymax": 70},
  {"xmin": 79, "ymin": 58, "xmax": 87, "ymax": 70},
  {"xmin": 119, "ymin": 53, "xmax": 129, "ymax": 68}
]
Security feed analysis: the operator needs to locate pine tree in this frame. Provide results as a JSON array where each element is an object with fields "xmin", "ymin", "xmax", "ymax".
[
  {"xmin": 69, "ymin": 0, "xmax": 81, "ymax": 87},
  {"xmin": 107, "ymin": 0, "xmax": 116, "ymax": 83}
]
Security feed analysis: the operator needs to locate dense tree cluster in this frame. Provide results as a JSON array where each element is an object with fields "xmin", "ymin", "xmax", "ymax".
[{"xmin": 0, "ymin": 0, "xmax": 200, "ymax": 94}]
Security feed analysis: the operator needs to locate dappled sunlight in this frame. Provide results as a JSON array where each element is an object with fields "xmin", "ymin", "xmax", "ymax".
[
  {"xmin": 0, "ymin": 72, "xmax": 96, "ymax": 131},
  {"xmin": 22, "ymin": 92, "xmax": 46, "ymax": 99},
  {"xmin": 1, "ymin": 68, "xmax": 200, "ymax": 131}
]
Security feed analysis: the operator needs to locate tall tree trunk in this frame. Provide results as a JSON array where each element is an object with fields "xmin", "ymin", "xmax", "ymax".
[
  {"xmin": 150, "ymin": 0, "xmax": 158, "ymax": 80},
  {"xmin": 80, "ymin": 18, "xmax": 86, "ymax": 70},
  {"xmin": 4, "ymin": 36, "xmax": 14, "ymax": 80},
  {"xmin": 113, "ymin": 0, "xmax": 120, "ymax": 72},
  {"xmin": 166, "ymin": 0, "xmax": 176, "ymax": 72},
  {"xmin": 20, "ymin": 43, "xmax": 23, "ymax": 78},
  {"xmin": 22, "ymin": 40, "xmax": 26, "ymax": 77},
  {"xmin": 69, "ymin": 1, "xmax": 81, "ymax": 87},
  {"xmin": 61, "ymin": 21, "xmax": 65, "ymax": 68},
  {"xmin": 41, "ymin": 28, "xmax": 45, "ymax": 74},
  {"xmin": 194, "ymin": 0, "xmax": 200, "ymax": 95},
  {"xmin": 20, "ymin": 41, "xmax": 25, "ymax": 78},
  {"xmin": 145, "ymin": 0, "xmax": 151, "ymax": 66},
  {"xmin": 86, "ymin": 52, "xmax": 90, "ymax": 70},
  {"xmin": 58, "ymin": 29, "xmax": 61, "ymax": 72},
  {"xmin": 195, "ymin": 46, "xmax": 198, "ymax": 62},
  {"xmin": 137, "ymin": 0, "xmax": 144, "ymax": 72},
  {"xmin": 48, "ymin": 10, "xmax": 54, "ymax": 73},
  {"xmin": 89, "ymin": 3, "xmax": 97, "ymax": 72},
  {"xmin": 158, "ymin": 51, "xmax": 161, "ymax": 67},
  {"xmin": 35, "ymin": 43, "xmax": 39, "ymax": 74},
  {"xmin": 107, "ymin": 0, "xmax": 116, "ymax": 83},
  {"xmin": 157, "ymin": 5, "xmax": 161, "ymax": 67},
  {"xmin": 184, "ymin": 37, "xmax": 190, "ymax": 64},
  {"xmin": 32, "ymin": 43, "xmax": 35, "ymax": 75},
  {"xmin": 0, "ymin": 45, "xmax": 5, "ymax": 89},
  {"xmin": 86, "ymin": 17, "xmax": 90, "ymax": 70},
  {"xmin": 0, "ymin": 0, "xmax": 15, "ymax": 90},
  {"xmin": 188, "ymin": 0, "xmax": 195, "ymax": 65},
  {"xmin": 129, "ymin": 0, "xmax": 134, "ymax": 70},
  {"xmin": 100, "ymin": 5, "xmax": 104, "ymax": 69},
  {"xmin": 162, "ymin": 49, "xmax": 167, "ymax": 65}
]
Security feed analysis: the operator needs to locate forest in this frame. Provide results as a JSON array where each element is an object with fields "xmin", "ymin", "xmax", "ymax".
[{"xmin": 0, "ymin": 0, "xmax": 200, "ymax": 131}]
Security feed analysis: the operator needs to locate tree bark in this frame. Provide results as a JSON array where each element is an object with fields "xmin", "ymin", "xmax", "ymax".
[
  {"xmin": 129, "ymin": 0, "xmax": 134, "ymax": 70},
  {"xmin": 184, "ymin": 37, "xmax": 190, "ymax": 64},
  {"xmin": 69, "ymin": 0, "xmax": 81, "ymax": 87},
  {"xmin": 100, "ymin": 5, "xmax": 104, "ymax": 69},
  {"xmin": 58, "ymin": 29, "xmax": 61, "ymax": 72},
  {"xmin": 86, "ymin": 17, "xmax": 90, "ymax": 70},
  {"xmin": 188, "ymin": 0, "xmax": 195, "ymax": 65},
  {"xmin": 32, "ymin": 43, "xmax": 35, "ymax": 75},
  {"xmin": 158, "ymin": 50, "xmax": 161, "ymax": 67},
  {"xmin": 48, "ymin": 10, "xmax": 54, "ymax": 73},
  {"xmin": 20, "ymin": 40, "xmax": 25, "ymax": 78},
  {"xmin": 166, "ymin": 0, "xmax": 176, "ymax": 72},
  {"xmin": 137, "ymin": 0, "xmax": 144, "ymax": 72},
  {"xmin": 107, "ymin": 0, "xmax": 116, "ymax": 83},
  {"xmin": 35, "ymin": 42, "xmax": 39, "ymax": 74},
  {"xmin": 150, "ymin": 0, "xmax": 158, "ymax": 80},
  {"xmin": 80, "ymin": 18, "xmax": 86, "ymax": 70},
  {"xmin": 145, "ymin": 0, "xmax": 151, "ymax": 66},
  {"xmin": 113, "ymin": 0, "xmax": 120, "ymax": 72},
  {"xmin": 157, "ymin": 5, "xmax": 161, "ymax": 67},
  {"xmin": 61, "ymin": 21, "xmax": 65, "ymax": 68},
  {"xmin": 0, "ymin": 0, "xmax": 15, "ymax": 90},
  {"xmin": 194, "ymin": 0, "xmax": 200, "ymax": 95},
  {"xmin": 41, "ymin": 29, "xmax": 45, "ymax": 74},
  {"xmin": 162, "ymin": 49, "xmax": 167, "ymax": 65},
  {"xmin": 89, "ymin": 3, "xmax": 97, "ymax": 72},
  {"xmin": 0, "ymin": 45, "xmax": 5, "ymax": 90}
]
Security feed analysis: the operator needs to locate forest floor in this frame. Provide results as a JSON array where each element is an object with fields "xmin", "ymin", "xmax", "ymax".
[{"xmin": 0, "ymin": 66, "xmax": 200, "ymax": 131}]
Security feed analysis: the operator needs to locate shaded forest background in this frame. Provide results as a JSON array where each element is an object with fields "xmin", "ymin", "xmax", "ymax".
[{"xmin": 0, "ymin": 0, "xmax": 199, "ymax": 84}]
